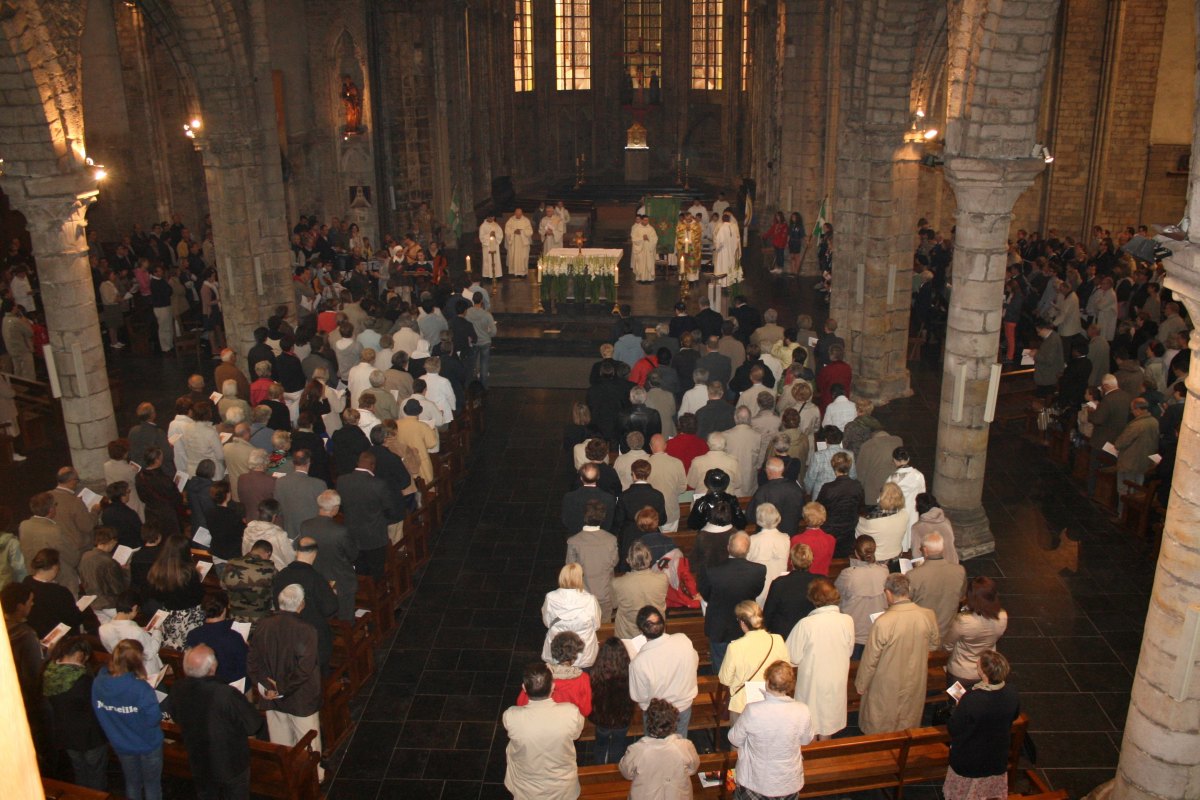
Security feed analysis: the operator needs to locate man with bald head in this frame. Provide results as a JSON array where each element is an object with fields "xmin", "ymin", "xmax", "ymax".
[
  {"xmin": 168, "ymin": 643, "xmax": 264, "ymax": 798},
  {"xmin": 646, "ymin": 434, "xmax": 687, "ymax": 531},
  {"xmin": 698, "ymin": 531, "xmax": 766, "ymax": 671},
  {"xmin": 749, "ymin": 457, "xmax": 806, "ymax": 535},
  {"xmin": 561, "ymin": 463, "xmax": 616, "ymax": 535}
]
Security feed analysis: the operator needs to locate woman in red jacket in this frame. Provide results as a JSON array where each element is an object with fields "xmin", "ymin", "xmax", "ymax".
[{"xmin": 764, "ymin": 211, "xmax": 789, "ymax": 273}]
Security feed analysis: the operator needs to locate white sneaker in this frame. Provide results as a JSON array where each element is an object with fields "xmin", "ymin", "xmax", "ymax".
[{"xmin": 12, "ymin": 453, "xmax": 26, "ymax": 462}]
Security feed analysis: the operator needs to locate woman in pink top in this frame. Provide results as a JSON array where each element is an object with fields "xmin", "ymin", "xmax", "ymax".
[{"xmin": 790, "ymin": 502, "xmax": 836, "ymax": 576}]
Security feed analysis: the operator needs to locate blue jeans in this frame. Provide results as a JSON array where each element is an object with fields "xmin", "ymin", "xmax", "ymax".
[
  {"xmin": 68, "ymin": 744, "xmax": 109, "ymax": 790},
  {"xmin": 592, "ymin": 726, "xmax": 629, "ymax": 765},
  {"xmin": 710, "ymin": 640, "xmax": 730, "ymax": 674},
  {"xmin": 676, "ymin": 704, "xmax": 693, "ymax": 739},
  {"xmin": 117, "ymin": 748, "xmax": 163, "ymax": 800}
]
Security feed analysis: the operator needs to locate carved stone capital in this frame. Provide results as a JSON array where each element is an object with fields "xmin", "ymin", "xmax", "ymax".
[
  {"xmin": 942, "ymin": 155, "xmax": 1045, "ymax": 214},
  {"xmin": 1, "ymin": 173, "xmax": 99, "ymax": 239}
]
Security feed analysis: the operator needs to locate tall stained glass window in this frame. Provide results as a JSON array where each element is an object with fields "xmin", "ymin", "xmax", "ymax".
[
  {"xmin": 624, "ymin": 0, "xmax": 663, "ymax": 92},
  {"xmin": 691, "ymin": 0, "xmax": 723, "ymax": 90},
  {"xmin": 513, "ymin": 0, "xmax": 534, "ymax": 92},
  {"xmin": 740, "ymin": 0, "xmax": 751, "ymax": 91},
  {"xmin": 555, "ymin": 0, "xmax": 592, "ymax": 90}
]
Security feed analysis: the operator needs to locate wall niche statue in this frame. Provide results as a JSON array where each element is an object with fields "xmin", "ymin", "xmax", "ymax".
[{"xmin": 341, "ymin": 75, "xmax": 363, "ymax": 134}]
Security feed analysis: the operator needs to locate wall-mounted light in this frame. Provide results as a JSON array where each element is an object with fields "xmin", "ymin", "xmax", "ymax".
[
  {"xmin": 1032, "ymin": 143, "xmax": 1054, "ymax": 163},
  {"xmin": 183, "ymin": 118, "xmax": 202, "ymax": 139},
  {"xmin": 85, "ymin": 156, "xmax": 108, "ymax": 181},
  {"xmin": 905, "ymin": 108, "xmax": 938, "ymax": 143}
]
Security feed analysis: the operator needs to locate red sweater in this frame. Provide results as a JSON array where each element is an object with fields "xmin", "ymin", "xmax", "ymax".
[
  {"xmin": 791, "ymin": 528, "xmax": 836, "ymax": 576},
  {"xmin": 665, "ymin": 434, "xmax": 709, "ymax": 475},
  {"xmin": 516, "ymin": 671, "xmax": 592, "ymax": 716},
  {"xmin": 630, "ymin": 356, "xmax": 658, "ymax": 387},
  {"xmin": 816, "ymin": 361, "xmax": 853, "ymax": 410}
]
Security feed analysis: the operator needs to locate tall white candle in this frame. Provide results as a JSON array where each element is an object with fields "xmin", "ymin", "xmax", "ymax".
[
  {"xmin": 787, "ymin": 186, "xmax": 793, "ymax": 212},
  {"xmin": 466, "ymin": 255, "xmax": 472, "ymax": 273}
]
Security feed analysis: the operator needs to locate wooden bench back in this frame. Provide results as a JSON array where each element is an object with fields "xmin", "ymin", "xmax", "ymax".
[
  {"xmin": 41, "ymin": 778, "xmax": 116, "ymax": 799},
  {"xmin": 579, "ymin": 750, "xmax": 729, "ymax": 800},
  {"xmin": 161, "ymin": 720, "xmax": 321, "ymax": 800}
]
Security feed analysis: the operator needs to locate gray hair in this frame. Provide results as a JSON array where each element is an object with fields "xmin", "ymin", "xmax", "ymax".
[
  {"xmin": 921, "ymin": 532, "xmax": 944, "ymax": 556},
  {"xmin": 248, "ymin": 449, "xmax": 269, "ymax": 470},
  {"xmin": 884, "ymin": 573, "xmax": 912, "ymax": 598},
  {"xmin": 627, "ymin": 541, "xmax": 654, "ymax": 571},
  {"xmin": 277, "ymin": 583, "xmax": 306, "ymax": 612},
  {"xmin": 707, "ymin": 431, "xmax": 727, "ymax": 452},
  {"xmin": 728, "ymin": 531, "xmax": 751, "ymax": 558},
  {"xmin": 693, "ymin": 368, "xmax": 709, "ymax": 383},
  {"xmin": 630, "ymin": 386, "xmax": 648, "ymax": 404},
  {"xmin": 772, "ymin": 436, "xmax": 790, "ymax": 455},
  {"xmin": 224, "ymin": 406, "xmax": 245, "ymax": 425},
  {"xmin": 317, "ymin": 490, "xmax": 342, "ymax": 513},
  {"xmin": 369, "ymin": 369, "xmax": 386, "ymax": 388},
  {"xmin": 764, "ymin": 308, "xmax": 778, "ymax": 324},
  {"xmin": 222, "ymin": 379, "xmax": 238, "ymax": 396},
  {"xmin": 735, "ymin": 406, "xmax": 752, "ymax": 425},
  {"xmin": 182, "ymin": 645, "xmax": 218, "ymax": 678},
  {"xmin": 755, "ymin": 502, "xmax": 781, "ymax": 530}
]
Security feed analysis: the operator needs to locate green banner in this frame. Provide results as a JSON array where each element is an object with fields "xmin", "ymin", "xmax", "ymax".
[{"xmin": 646, "ymin": 195, "xmax": 682, "ymax": 254}]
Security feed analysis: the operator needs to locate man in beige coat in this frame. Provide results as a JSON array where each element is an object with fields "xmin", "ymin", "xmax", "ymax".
[
  {"xmin": 51, "ymin": 468, "xmax": 97, "ymax": 561},
  {"xmin": 19, "ymin": 492, "xmax": 81, "ymax": 596},
  {"xmin": 856, "ymin": 430, "xmax": 904, "ymax": 503},
  {"xmin": 566, "ymin": 500, "xmax": 619, "ymax": 619},
  {"xmin": 855, "ymin": 573, "xmax": 940, "ymax": 734},
  {"xmin": 1112, "ymin": 397, "xmax": 1160, "ymax": 514},
  {"xmin": 647, "ymin": 435, "xmax": 687, "ymax": 531},
  {"xmin": 223, "ymin": 423, "xmax": 257, "ymax": 502},
  {"xmin": 906, "ymin": 533, "xmax": 967, "ymax": 642},
  {"xmin": 504, "ymin": 662, "xmax": 584, "ymax": 800},
  {"xmin": 394, "ymin": 400, "xmax": 439, "ymax": 484},
  {"xmin": 685, "ymin": 431, "xmax": 740, "ymax": 492},
  {"xmin": 723, "ymin": 406, "xmax": 764, "ymax": 498},
  {"xmin": 611, "ymin": 542, "xmax": 669, "ymax": 638}
]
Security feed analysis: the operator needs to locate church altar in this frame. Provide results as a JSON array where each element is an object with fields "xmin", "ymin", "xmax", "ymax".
[{"xmin": 538, "ymin": 248, "xmax": 623, "ymax": 306}]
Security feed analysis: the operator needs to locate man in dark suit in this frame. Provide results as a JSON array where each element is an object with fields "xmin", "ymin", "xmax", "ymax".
[
  {"xmin": 367, "ymin": 427, "xmax": 414, "ymax": 503},
  {"xmin": 271, "ymin": 537, "xmax": 339, "ymax": 673},
  {"xmin": 695, "ymin": 382, "xmax": 735, "ymax": 439},
  {"xmin": 128, "ymin": 402, "xmax": 176, "ymax": 476},
  {"xmin": 613, "ymin": 460, "xmax": 667, "ymax": 569},
  {"xmin": 1087, "ymin": 374, "xmax": 1133, "ymax": 495},
  {"xmin": 617, "ymin": 386, "xmax": 663, "ymax": 442},
  {"xmin": 697, "ymin": 531, "xmax": 766, "ymax": 671},
  {"xmin": 300, "ymin": 490, "xmax": 360, "ymax": 622},
  {"xmin": 561, "ymin": 463, "xmax": 616, "ymax": 535},
  {"xmin": 816, "ymin": 452, "xmax": 865, "ymax": 557},
  {"xmin": 695, "ymin": 337, "xmax": 733, "ymax": 389},
  {"xmin": 814, "ymin": 318, "xmax": 846, "ymax": 370},
  {"xmin": 729, "ymin": 296, "xmax": 763, "ymax": 345},
  {"xmin": 694, "ymin": 296, "xmax": 725, "ymax": 342},
  {"xmin": 334, "ymin": 451, "xmax": 402, "ymax": 577},
  {"xmin": 748, "ymin": 457, "xmax": 807, "ymax": 536},
  {"xmin": 273, "ymin": 449, "xmax": 326, "ymax": 539},
  {"xmin": 672, "ymin": 332, "xmax": 702, "ymax": 396},
  {"xmin": 587, "ymin": 362, "xmax": 631, "ymax": 445},
  {"xmin": 667, "ymin": 302, "xmax": 698, "ymax": 340}
]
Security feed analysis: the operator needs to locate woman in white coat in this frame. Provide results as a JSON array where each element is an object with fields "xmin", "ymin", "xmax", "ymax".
[
  {"xmin": 1091, "ymin": 276, "xmax": 1118, "ymax": 341},
  {"xmin": 747, "ymin": 503, "xmax": 791, "ymax": 605},
  {"xmin": 541, "ymin": 563, "xmax": 602, "ymax": 668},
  {"xmin": 786, "ymin": 577, "xmax": 855, "ymax": 739}
]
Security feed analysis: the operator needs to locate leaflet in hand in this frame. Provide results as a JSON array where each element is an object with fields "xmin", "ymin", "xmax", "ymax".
[
  {"xmin": 808, "ymin": 337, "xmax": 818, "ymax": 347},
  {"xmin": 76, "ymin": 595, "xmax": 97, "ymax": 612},
  {"xmin": 1149, "ymin": 453, "xmax": 1163, "ymax": 465},
  {"xmin": 620, "ymin": 634, "xmax": 647, "ymax": 660},
  {"xmin": 77, "ymin": 487, "xmax": 103, "ymax": 509},
  {"xmin": 1020, "ymin": 349, "xmax": 1035, "ymax": 366},
  {"xmin": 816, "ymin": 441, "xmax": 829, "ymax": 451},
  {"xmin": 354, "ymin": 608, "xmax": 370, "ymax": 619},
  {"xmin": 174, "ymin": 473, "xmax": 188, "ymax": 492},
  {"xmin": 209, "ymin": 391, "xmax": 223, "ymax": 405},
  {"xmin": 229, "ymin": 677, "xmax": 247, "ymax": 694},
  {"xmin": 743, "ymin": 679, "xmax": 767, "ymax": 705},
  {"xmin": 1102, "ymin": 442, "xmax": 1119, "ymax": 457},
  {"xmin": 946, "ymin": 681, "xmax": 967, "ymax": 702},
  {"xmin": 232, "ymin": 621, "xmax": 252, "ymax": 643},
  {"xmin": 195, "ymin": 561, "xmax": 213, "ymax": 581},
  {"xmin": 113, "ymin": 545, "xmax": 138, "ymax": 566},
  {"xmin": 145, "ymin": 609, "xmax": 169, "ymax": 633},
  {"xmin": 256, "ymin": 681, "xmax": 283, "ymax": 700},
  {"xmin": 219, "ymin": 432, "xmax": 233, "ymax": 444},
  {"xmin": 899, "ymin": 557, "xmax": 925, "ymax": 575},
  {"xmin": 869, "ymin": 611, "xmax": 885, "ymax": 624},
  {"xmin": 192, "ymin": 527, "xmax": 212, "ymax": 547},
  {"xmin": 146, "ymin": 667, "xmax": 168, "ymax": 688},
  {"xmin": 40, "ymin": 622, "xmax": 71, "ymax": 649}
]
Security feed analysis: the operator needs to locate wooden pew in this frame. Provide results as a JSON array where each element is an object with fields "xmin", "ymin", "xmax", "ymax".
[
  {"xmin": 160, "ymin": 721, "xmax": 321, "ymax": 800},
  {"xmin": 331, "ymin": 613, "xmax": 376, "ymax": 694},
  {"xmin": 41, "ymin": 778, "xmax": 117, "ymax": 799},
  {"xmin": 402, "ymin": 502, "xmax": 433, "ymax": 567},
  {"xmin": 356, "ymin": 575, "xmax": 396, "ymax": 639},
  {"xmin": 579, "ymin": 675, "xmax": 724, "ymax": 742},
  {"xmin": 579, "ymin": 751, "xmax": 730, "ymax": 800},
  {"xmin": 319, "ymin": 662, "xmax": 354, "ymax": 757},
  {"xmin": 578, "ymin": 713, "xmax": 1031, "ymax": 800}
]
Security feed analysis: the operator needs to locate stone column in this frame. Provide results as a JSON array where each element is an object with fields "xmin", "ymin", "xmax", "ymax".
[
  {"xmin": 932, "ymin": 156, "xmax": 1043, "ymax": 559},
  {"xmin": 5, "ymin": 173, "xmax": 118, "ymax": 483},
  {"xmin": 196, "ymin": 133, "xmax": 294, "ymax": 359}
]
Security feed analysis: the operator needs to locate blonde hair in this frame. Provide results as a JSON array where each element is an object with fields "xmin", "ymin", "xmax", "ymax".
[
  {"xmin": 110, "ymin": 639, "xmax": 148, "ymax": 680},
  {"xmin": 878, "ymin": 482, "xmax": 905, "ymax": 513},
  {"xmin": 802, "ymin": 502, "xmax": 827, "ymax": 527},
  {"xmin": 791, "ymin": 382, "xmax": 813, "ymax": 402},
  {"xmin": 734, "ymin": 600, "xmax": 764, "ymax": 630},
  {"xmin": 558, "ymin": 562, "xmax": 585, "ymax": 590}
]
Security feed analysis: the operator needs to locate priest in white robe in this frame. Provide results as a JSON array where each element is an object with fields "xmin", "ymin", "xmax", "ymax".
[
  {"xmin": 479, "ymin": 215, "xmax": 504, "ymax": 278},
  {"xmin": 504, "ymin": 208, "xmax": 533, "ymax": 277},
  {"xmin": 713, "ymin": 212, "xmax": 741, "ymax": 287},
  {"xmin": 540, "ymin": 211, "xmax": 564, "ymax": 252},
  {"xmin": 554, "ymin": 200, "xmax": 571, "ymax": 227},
  {"xmin": 631, "ymin": 215, "xmax": 659, "ymax": 283}
]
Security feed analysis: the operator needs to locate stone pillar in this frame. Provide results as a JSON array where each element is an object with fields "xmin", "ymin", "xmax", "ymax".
[
  {"xmin": 829, "ymin": 133, "xmax": 921, "ymax": 405},
  {"xmin": 5, "ymin": 173, "xmax": 118, "ymax": 483},
  {"xmin": 932, "ymin": 156, "xmax": 1043, "ymax": 559},
  {"xmin": 196, "ymin": 133, "xmax": 293, "ymax": 359}
]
